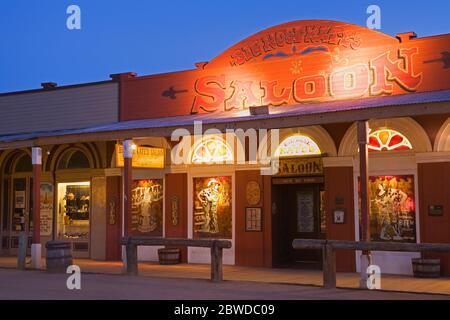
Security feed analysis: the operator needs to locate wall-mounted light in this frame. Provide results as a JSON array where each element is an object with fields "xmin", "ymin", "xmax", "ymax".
[{"xmin": 249, "ymin": 105, "xmax": 269, "ymax": 116}]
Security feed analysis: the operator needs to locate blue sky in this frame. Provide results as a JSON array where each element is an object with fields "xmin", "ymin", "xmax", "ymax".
[{"xmin": 1, "ymin": 0, "xmax": 449, "ymax": 93}]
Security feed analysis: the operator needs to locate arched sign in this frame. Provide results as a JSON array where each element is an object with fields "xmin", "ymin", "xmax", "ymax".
[{"xmin": 119, "ymin": 20, "xmax": 450, "ymax": 120}]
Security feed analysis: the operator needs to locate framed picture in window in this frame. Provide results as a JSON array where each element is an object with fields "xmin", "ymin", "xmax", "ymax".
[
  {"xmin": 246, "ymin": 207, "xmax": 262, "ymax": 232},
  {"xmin": 333, "ymin": 209, "xmax": 345, "ymax": 224}
]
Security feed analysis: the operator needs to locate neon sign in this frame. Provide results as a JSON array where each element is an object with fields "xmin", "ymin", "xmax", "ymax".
[{"xmin": 192, "ymin": 48, "xmax": 422, "ymax": 113}]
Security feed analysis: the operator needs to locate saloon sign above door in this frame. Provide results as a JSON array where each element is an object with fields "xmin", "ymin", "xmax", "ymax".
[{"xmin": 118, "ymin": 20, "xmax": 450, "ymax": 121}]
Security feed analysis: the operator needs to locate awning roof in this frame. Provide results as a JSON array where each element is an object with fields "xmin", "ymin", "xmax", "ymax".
[{"xmin": 1, "ymin": 89, "xmax": 450, "ymax": 149}]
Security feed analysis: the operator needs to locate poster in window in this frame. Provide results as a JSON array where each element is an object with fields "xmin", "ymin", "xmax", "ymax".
[
  {"xmin": 368, "ymin": 175, "xmax": 416, "ymax": 242},
  {"xmin": 131, "ymin": 179, "xmax": 163, "ymax": 236},
  {"xmin": 15, "ymin": 191, "xmax": 25, "ymax": 209},
  {"xmin": 296, "ymin": 191, "xmax": 314, "ymax": 232},
  {"xmin": 193, "ymin": 176, "xmax": 232, "ymax": 239},
  {"xmin": 40, "ymin": 182, "xmax": 54, "ymax": 236}
]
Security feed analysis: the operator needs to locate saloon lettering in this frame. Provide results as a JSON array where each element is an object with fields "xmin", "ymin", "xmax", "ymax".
[{"xmin": 191, "ymin": 48, "xmax": 422, "ymax": 114}]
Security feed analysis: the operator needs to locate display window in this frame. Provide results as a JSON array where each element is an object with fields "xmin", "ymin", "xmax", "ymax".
[
  {"xmin": 57, "ymin": 182, "xmax": 90, "ymax": 240},
  {"xmin": 362, "ymin": 175, "xmax": 416, "ymax": 242},
  {"xmin": 193, "ymin": 176, "xmax": 232, "ymax": 239},
  {"xmin": 131, "ymin": 179, "xmax": 163, "ymax": 236}
]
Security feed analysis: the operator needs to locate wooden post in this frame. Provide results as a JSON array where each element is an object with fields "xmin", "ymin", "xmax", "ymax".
[
  {"xmin": 126, "ymin": 243, "xmax": 138, "ymax": 275},
  {"xmin": 123, "ymin": 140, "xmax": 134, "ymax": 237},
  {"xmin": 357, "ymin": 121, "xmax": 371, "ymax": 288},
  {"xmin": 357, "ymin": 121, "xmax": 371, "ymax": 243},
  {"xmin": 210, "ymin": 241, "xmax": 223, "ymax": 282},
  {"xmin": 31, "ymin": 147, "xmax": 42, "ymax": 269},
  {"xmin": 17, "ymin": 232, "xmax": 27, "ymax": 270},
  {"xmin": 322, "ymin": 243, "xmax": 336, "ymax": 289},
  {"xmin": 122, "ymin": 140, "xmax": 134, "ymax": 271}
]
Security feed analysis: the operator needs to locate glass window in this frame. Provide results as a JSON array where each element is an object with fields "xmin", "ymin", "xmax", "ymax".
[
  {"xmin": 58, "ymin": 150, "xmax": 90, "ymax": 170},
  {"xmin": 67, "ymin": 151, "xmax": 90, "ymax": 169},
  {"xmin": 57, "ymin": 182, "xmax": 90, "ymax": 240},
  {"xmin": 14, "ymin": 155, "xmax": 32, "ymax": 172},
  {"xmin": 191, "ymin": 137, "xmax": 233, "ymax": 164},
  {"xmin": 275, "ymin": 135, "xmax": 321, "ymax": 157},
  {"xmin": 363, "ymin": 175, "xmax": 416, "ymax": 242},
  {"xmin": 130, "ymin": 179, "xmax": 163, "ymax": 236},
  {"xmin": 368, "ymin": 129, "xmax": 412, "ymax": 151},
  {"xmin": 193, "ymin": 176, "xmax": 232, "ymax": 239}
]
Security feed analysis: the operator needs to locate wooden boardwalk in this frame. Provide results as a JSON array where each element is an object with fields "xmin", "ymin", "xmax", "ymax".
[{"xmin": 0, "ymin": 256, "xmax": 449, "ymax": 296}]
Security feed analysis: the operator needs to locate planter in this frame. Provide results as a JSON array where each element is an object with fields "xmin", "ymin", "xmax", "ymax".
[
  {"xmin": 158, "ymin": 248, "xmax": 181, "ymax": 265},
  {"xmin": 412, "ymin": 258, "xmax": 440, "ymax": 278}
]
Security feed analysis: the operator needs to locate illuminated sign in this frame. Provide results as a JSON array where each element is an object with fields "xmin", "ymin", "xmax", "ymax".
[
  {"xmin": 275, "ymin": 157, "xmax": 323, "ymax": 176},
  {"xmin": 192, "ymin": 48, "xmax": 422, "ymax": 113},
  {"xmin": 275, "ymin": 135, "xmax": 321, "ymax": 157},
  {"xmin": 118, "ymin": 20, "xmax": 450, "ymax": 121},
  {"xmin": 115, "ymin": 144, "xmax": 165, "ymax": 168}
]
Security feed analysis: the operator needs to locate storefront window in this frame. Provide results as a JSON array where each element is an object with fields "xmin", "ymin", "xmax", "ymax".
[
  {"xmin": 366, "ymin": 175, "xmax": 416, "ymax": 242},
  {"xmin": 368, "ymin": 129, "xmax": 412, "ymax": 151},
  {"xmin": 191, "ymin": 137, "xmax": 233, "ymax": 164},
  {"xmin": 193, "ymin": 176, "xmax": 232, "ymax": 239},
  {"xmin": 275, "ymin": 135, "xmax": 321, "ymax": 157},
  {"xmin": 57, "ymin": 182, "xmax": 90, "ymax": 240},
  {"xmin": 131, "ymin": 179, "xmax": 163, "ymax": 236}
]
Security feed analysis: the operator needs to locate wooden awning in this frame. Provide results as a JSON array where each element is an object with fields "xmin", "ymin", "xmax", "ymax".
[{"xmin": 1, "ymin": 89, "xmax": 449, "ymax": 150}]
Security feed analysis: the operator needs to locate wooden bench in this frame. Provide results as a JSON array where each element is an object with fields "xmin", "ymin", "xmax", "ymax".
[
  {"xmin": 292, "ymin": 239, "xmax": 450, "ymax": 289},
  {"xmin": 120, "ymin": 237, "xmax": 232, "ymax": 282}
]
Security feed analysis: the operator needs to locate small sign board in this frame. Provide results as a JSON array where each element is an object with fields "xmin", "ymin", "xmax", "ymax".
[
  {"xmin": 116, "ymin": 144, "xmax": 165, "ymax": 169},
  {"xmin": 275, "ymin": 157, "xmax": 323, "ymax": 176},
  {"xmin": 428, "ymin": 205, "xmax": 444, "ymax": 216}
]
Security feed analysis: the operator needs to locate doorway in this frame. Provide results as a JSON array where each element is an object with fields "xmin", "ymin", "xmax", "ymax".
[
  {"xmin": 1, "ymin": 153, "xmax": 33, "ymax": 255},
  {"xmin": 272, "ymin": 179, "xmax": 325, "ymax": 269}
]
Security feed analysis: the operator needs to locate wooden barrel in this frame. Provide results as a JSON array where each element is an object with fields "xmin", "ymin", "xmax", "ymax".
[
  {"xmin": 412, "ymin": 258, "xmax": 440, "ymax": 278},
  {"xmin": 45, "ymin": 241, "xmax": 73, "ymax": 273},
  {"xmin": 158, "ymin": 248, "xmax": 181, "ymax": 265}
]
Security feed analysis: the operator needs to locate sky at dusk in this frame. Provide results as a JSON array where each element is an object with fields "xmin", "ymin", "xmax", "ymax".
[{"xmin": 1, "ymin": 0, "xmax": 449, "ymax": 93}]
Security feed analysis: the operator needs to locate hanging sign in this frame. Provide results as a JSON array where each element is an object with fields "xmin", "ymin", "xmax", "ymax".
[
  {"xmin": 40, "ymin": 182, "xmax": 53, "ymax": 236},
  {"xmin": 275, "ymin": 157, "xmax": 323, "ymax": 176},
  {"xmin": 116, "ymin": 144, "xmax": 165, "ymax": 169}
]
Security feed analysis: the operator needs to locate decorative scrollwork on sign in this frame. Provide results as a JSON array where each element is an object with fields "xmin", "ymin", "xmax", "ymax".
[{"xmin": 171, "ymin": 195, "xmax": 179, "ymax": 226}]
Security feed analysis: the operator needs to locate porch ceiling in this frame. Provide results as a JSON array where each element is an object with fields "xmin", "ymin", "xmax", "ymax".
[{"xmin": 1, "ymin": 89, "xmax": 450, "ymax": 150}]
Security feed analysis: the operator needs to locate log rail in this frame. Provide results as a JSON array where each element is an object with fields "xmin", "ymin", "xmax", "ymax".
[
  {"xmin": 120, "ymin": 237, "xmax": 232, "ymax": 282},
  {"xmin": 292, "ymin": 239, "xmax": 450, "ymax": 289}
]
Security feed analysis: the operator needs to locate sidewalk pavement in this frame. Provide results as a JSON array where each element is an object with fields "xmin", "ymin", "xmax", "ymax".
[
  {"xmin": 0, "ymin": 268, "xmax": 449, "ymax": 300},
  {"xmin": 0, "ymin": 256, "xmax": 449, "ymax": 296}
]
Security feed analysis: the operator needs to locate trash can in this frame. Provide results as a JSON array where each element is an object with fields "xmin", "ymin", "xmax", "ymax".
[
  {"xmin": 158, "ymin": 248, "xmax": 181, "ymax": 265},
  {"xmin": 45, "ymin": 241, "xmax": 73, "ymax": 273},
  {"xmin": 412, "ymin": 258, "xmax": 441, "ymax": 278}
]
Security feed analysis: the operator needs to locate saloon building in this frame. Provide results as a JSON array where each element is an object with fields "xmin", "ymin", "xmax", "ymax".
[{"xmin": 0, "ymin": 20, "xmax": 449, "ymax": 275}]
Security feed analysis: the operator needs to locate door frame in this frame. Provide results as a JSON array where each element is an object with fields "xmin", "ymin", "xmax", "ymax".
[{"xmin": 271, "ymin": 178, "xmax": 325, "ymax": 268}]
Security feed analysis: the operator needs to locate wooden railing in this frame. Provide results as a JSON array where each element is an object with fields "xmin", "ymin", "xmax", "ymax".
[
  {"xmin": 292, "ymin": 239, "xmax": 450, "ymax": 289},
  {"xmin": 120, "ymin": 237, "xmax": 232, "ymax": 282}
]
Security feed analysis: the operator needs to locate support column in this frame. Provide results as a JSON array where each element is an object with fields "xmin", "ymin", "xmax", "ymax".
[
  {"xmin": 31, "ymin": 147, "xmax": 42, "ymax": 269},
  {"xmin": 122, "ymin": 140, "xmax": 134, "ymax": 270},
  {"xmin": 357, "ymin": 121, "xmax": 371, "ymax": 288}
]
